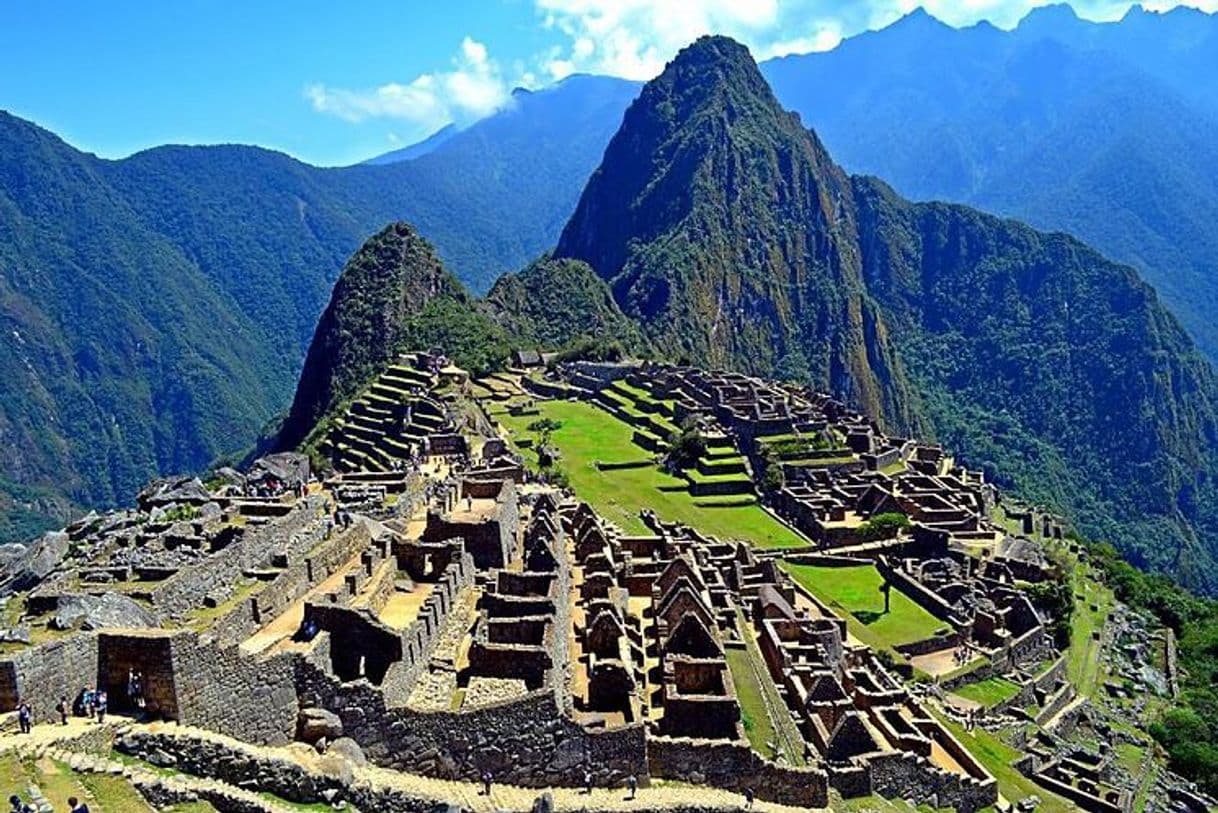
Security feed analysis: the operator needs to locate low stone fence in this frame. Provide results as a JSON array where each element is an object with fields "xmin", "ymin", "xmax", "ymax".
[
  {"xmin": 115, "ymin": 727, "xmax": 442, "ymax": 812},
  {"xmin": 648, "ymin": 736, "xmax": 828, "ymax": 808}
]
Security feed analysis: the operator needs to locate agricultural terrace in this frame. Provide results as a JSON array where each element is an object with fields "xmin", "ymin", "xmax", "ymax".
[
  {"xmin": 492, "ymin": 398, "xmax": 806, "ymax": 549},
  {"xmin": 781, "ymin": 562, "xmax": 948, "ymax": 652}
]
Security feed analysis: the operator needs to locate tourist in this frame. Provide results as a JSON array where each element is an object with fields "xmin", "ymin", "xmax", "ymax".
[
  {"xmin": 56, "ymin": 696, "xmax": 68, "ymax": 725},
  {"xmin": 16, "ymin": 701, "xmax": 31, "ymax": 734},
  {"xmin": 95, "ymin": 689, "xmax": 107, "ymax": 724},
  {"xmin": 743, "ymin": 787, "xmax": 755, "ymax": 810},
  {"xmin": 133, "ymin": 672, "xmax": 145, "ymax": 708},
  {"xmin": 66, "ymin": 797, "xmax": 90, "ymax": 813},
  {"xmin": 583, "ymin": 769, "xmax": 593, "ymax": 795},
  {"xmin": 481, "ymin": 770, "xmax": 493, "ymax": 796},
  {"xmin": 626, "ymin": 774, "xmax": 637, "ymax": 800},
  {"xmin": 9, "ymin": 794, "xmax": 32, "ymax": 813}
]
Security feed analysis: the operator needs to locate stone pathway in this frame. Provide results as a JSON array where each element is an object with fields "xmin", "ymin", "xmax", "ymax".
[{"xmin": 0, "ymin": 722, "xmax": 301, "ymax": 813}]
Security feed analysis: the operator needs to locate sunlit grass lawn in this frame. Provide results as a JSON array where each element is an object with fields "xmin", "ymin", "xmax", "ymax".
[
  {"xmin": 952, "ymin": 676, "xmax": 1022, "ymax": 707},
  {"xmin": 782, "ymin": 563, "xmax": 948, "ymax": 650},
  {"xmin": 495, "ymin": 399, "xmax": 806, "ymax": 548}
]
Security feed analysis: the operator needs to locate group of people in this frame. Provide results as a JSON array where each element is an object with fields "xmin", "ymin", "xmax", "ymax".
[
  {"xmin": 74, "ymin": 688, "xmax": 108, "ymax": 723},
  {"xmin": 8, "ymin": 794, "xmax": 88, "ymax": 813}
]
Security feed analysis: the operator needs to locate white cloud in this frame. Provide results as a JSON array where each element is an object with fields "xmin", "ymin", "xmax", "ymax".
[
  {"xmin": 307, "ymin": 1, "xmax": 1218, "ymax": 137},
  {"xmin": 533, "ymin": 0, "xmax": 1218, "ymax": 80},
  {"xmin": 306, "ymin": 37, "xmax": 511, "ymax": 132}
]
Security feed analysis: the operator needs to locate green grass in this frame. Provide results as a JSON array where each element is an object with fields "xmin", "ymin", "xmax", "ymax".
[
  {"xmin": 0, "ymin": 753, "xmax": 168, "ymax": 813},
  {"xmin": 933, "ymin": 712, "xmax": 1075, "ymax": 813},
  {"xmin": 726, "ymin": 612, "xmax": 805, "ymax": 766},
  {"xmin": 952, "ymin": 676, "xmax": 1022, "ymax": 707},
  {"xmin": 497, "ymin": 399, "xmax": 806, "ymax": 548},
  {"xmin": 1065, "ymin": 564, "xmax": 1114, "ymax": 698},
  {"xmin": 782, "ymin": 563, "xmax": 948, "ymax": 650},
  {"xmin": 725, "ymin": 646, "xmax": 781, "ymax": 760},
  {"xmin": 186, "ymin": 578, "xmax": 263, "ymax": 630}
]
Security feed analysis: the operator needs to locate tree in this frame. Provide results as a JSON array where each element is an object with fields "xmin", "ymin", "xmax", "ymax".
[{"xmin": 857, "ymin": 512, "xmax": 910, "ymax": 542}]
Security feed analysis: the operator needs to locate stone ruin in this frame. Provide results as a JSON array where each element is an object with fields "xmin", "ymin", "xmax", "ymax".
[{"xmin": 0, "ymin": 350, "xmax": 1144, "ymax": 813}]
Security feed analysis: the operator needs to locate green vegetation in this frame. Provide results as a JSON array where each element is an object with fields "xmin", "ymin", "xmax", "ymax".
[
  {"xmin": 496, "ymin": 399, "xmax": 804, "ymax": 548},
  {"xmin": 781, "ymin": 563, "xmax": 946, "ymax": 651},
  {"xmin": 1064, "ymin": 561, "xmax": 1114, "ymax": 699},
  {"xmin": 160, "ymin": 504, "xmax": 201, "ymax": 523},
  {"xmin": 1087, "ymin": 541, "xmax": 1218, "ymax": 794},
  {"xmin": 552, "ymin": 34, "xmax": 1218, "ymax": 595},
  {"xmin": 725, "ymin": 646, "xmax": 781, "ymax": 760},
  {"xmin": 857, "ymin": 512, "xmax": 911, "ymax": 542},
  {"xmin": 278, "ymin": 223, "xmax": 512, "ymax": 451},
  {"xmin": 951, "ymin": 676, "xmax": 1021, "ymax": 707},
  {"xmin": 484, "ymin": 256, "xmax": 648, "ymax": 352},
  {"xmin": 727, "ymin": 611, "xmax": 805, "ymax": 765}
]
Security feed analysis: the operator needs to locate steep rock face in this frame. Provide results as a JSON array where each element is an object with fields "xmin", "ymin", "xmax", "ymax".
[
  {"xmin": 276, "ymin": 223, "xmax": 469, "ymax": 450},
  {"xmin": 554, "ymin": 35, "xmax": 1218, "ymax": 591},
  {"xmin": 484, "ymin": 257, "xmax": 647, "ymax": 351},
  {"xmin": 555, "ymin": 37, "xmax": 919, "ymax": 429}
]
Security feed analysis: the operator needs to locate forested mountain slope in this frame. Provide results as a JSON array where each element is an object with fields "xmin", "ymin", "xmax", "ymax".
[{"xmin": 555, "ymin": 35, "xmax": 1218, "ymax": 592}]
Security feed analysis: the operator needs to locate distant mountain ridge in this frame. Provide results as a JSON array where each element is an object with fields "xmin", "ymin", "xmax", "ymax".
[
  {"xmin": 0, "ymin": 72, "xmax": 636, "ymax": 538},
  {"xmin": 361, "ymin": 123, "xmax": 459, "ymax": 165}
]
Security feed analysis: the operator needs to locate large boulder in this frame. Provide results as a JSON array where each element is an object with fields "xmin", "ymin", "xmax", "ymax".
[
  {"xmin": 327, "ymin": 737, "xmax": 367, "ymax": 767},
  {"xmin": 137, "ymin": 477, "xmax": 212, "ymax": 512},
  {"xmin": 248, "ymin": 453, "xmax": 310, "ymax": 490},
  {"xmin": 0, "ymin": 531, "xmax": 69, "ymax": 595},
  {"xmin": 51, "ymin": 592, "xmax": 159, "ymax": 631},
  {"xmin": 297, "ymin": 707, "xmax": 343, "ymax": 744}
]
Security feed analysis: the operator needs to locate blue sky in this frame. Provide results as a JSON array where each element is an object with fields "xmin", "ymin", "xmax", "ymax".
[{"xmin": 1, "ymin": 0, "xmax": 1212, "ymax": 166}]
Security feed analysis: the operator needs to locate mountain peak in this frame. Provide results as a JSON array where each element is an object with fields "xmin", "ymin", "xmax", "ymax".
[
  {"xmin": 653, "ymin": 35, "xmax": 772, "ymax": 105},
  {"xmin": 1017, "ymin": 2, "xmax": 1083, "ymax": 33}
]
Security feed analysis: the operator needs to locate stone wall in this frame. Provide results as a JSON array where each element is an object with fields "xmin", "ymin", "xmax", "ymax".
[
  {"xmin": 648, "ymin": 736, "xmax": 828, "ymax": 808},
  {"xmin": 116, "ymin": 727, "xmax": 440, "ymax": 812},
  {"xmin": 866, "ymin": 751, "xmax": 997, "ymax": 813},
  {"xmin": 294, "ymin": 660, "xmax": 647, "ymax": 788},
  {"xmin": 207, "ymin": 522, "xmax": 371, "ymax": 647},
  {"xmin": 95, "ymin": 630, "xmax": 297, "ymax": 745},
  {"xmin": 153, "ymin": 498, "xmax": 328, "ymax": 620},
  {"xmin": 0, "ymin": 634, "xmax": 98, "ymax": 717},
  {"xmin": 116, "ymin": 726, "xmax": 765, "ymax": 813},
  {"xmin": 170, "ymin": 635, "xmax": 297, "ymax": 745}
]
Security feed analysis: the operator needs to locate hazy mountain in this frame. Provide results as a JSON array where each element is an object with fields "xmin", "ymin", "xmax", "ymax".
[
  {"xmin": 362, "ymin": 123, "xmax": 459, "ymax": 165},
  {"xmin": 762, "ymin": 5, "xmax": 1218, "ymax": 360}
]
